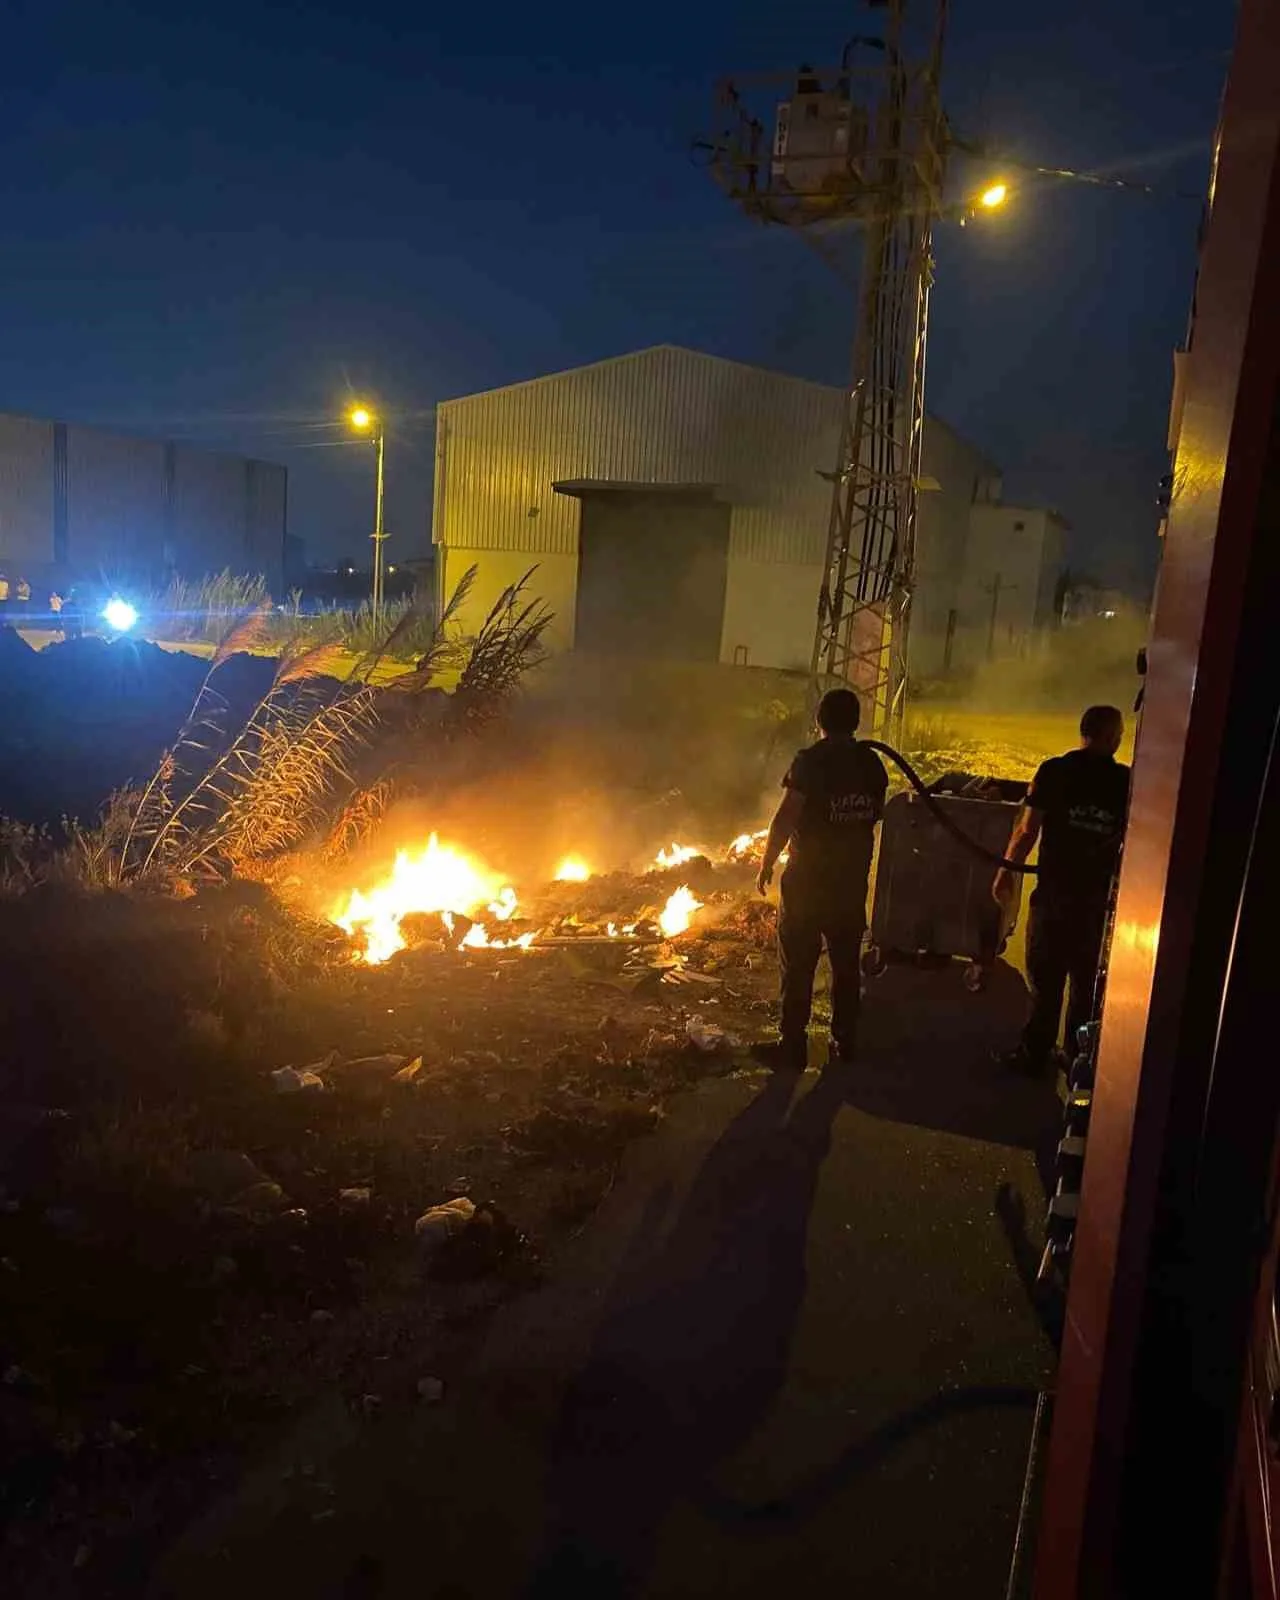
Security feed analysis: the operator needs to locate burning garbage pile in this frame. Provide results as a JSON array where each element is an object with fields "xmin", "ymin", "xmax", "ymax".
[{"xmin": 329, "ymin": 827, "xmax": 774, "ymax": 967}]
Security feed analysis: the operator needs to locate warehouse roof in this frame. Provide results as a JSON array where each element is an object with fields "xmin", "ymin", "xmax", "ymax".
[{"xmin": 439, "ymin": 344, "xmax": 843, "ymax": 407}]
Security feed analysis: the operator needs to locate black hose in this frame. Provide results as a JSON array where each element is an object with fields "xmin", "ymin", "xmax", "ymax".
[{"xmin": 862, "ymin": 739, "xmax": 1039, "ymax": 875}]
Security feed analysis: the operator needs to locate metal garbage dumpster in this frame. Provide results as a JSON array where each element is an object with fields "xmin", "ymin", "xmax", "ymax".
[{"xmin": 865, "ymin": 771, "xmax": 1027, "ymax": 987}]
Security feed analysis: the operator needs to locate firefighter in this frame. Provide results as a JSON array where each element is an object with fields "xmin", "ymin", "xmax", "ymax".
[
  {"xmin": 993, "ymin": 704, "xmax": 1131, "ymax": 1073},
  {"xmin": 755, "ymin": 687, "xmax": 889, "ymax": 1070}
]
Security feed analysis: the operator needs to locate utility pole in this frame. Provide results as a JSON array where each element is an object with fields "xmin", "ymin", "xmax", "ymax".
[
  {"xmin": 983, "ymin": 571, "xmax": 1015, "ymax": 660},
  {"xmin": 348, "ymin": 405, "xmax": 388, "ymax": 631},
  {"xmin": 371, "ymin": 423, "xmax": 387, "ymax": 628},
  {"xmin": 702, "ymin": 0, "xmax": 950, "ymax": 739}
]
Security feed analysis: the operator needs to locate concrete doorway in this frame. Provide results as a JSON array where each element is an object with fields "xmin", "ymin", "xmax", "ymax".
[{"xmin": 567, "ymin": 485, "xmax": 729, "ymax": 661}]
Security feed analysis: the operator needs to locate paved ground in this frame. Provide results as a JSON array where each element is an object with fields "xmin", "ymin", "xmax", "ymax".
[{"xmin": 152, "ymin": 960, "xmax": 1058, "ymax": 1600}]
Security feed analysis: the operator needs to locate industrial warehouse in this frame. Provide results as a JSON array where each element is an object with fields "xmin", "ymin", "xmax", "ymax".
[
  {"xmin": 0, "ymin": 410, "xmax": 287, "ymax": 595},
  {"xmin": 432, "ymin": 344, "xmax": 1066, "ymax": 676},
  {"xmin": 3, "ymin": 0, "xmax": 1275, "ymax": 1591}
]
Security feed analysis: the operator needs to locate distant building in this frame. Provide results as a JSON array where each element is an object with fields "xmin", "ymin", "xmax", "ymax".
[
  {"xmin": 953, "ymin": 502, "xmax": 1069, "ymax": 664},
  {"xmin": 431, "ymin": 345, "xmax": 1062, "ymax": 676},
  {"xmin": 0, "ymin": 412, "xmax": 287, "ymax": 593}
]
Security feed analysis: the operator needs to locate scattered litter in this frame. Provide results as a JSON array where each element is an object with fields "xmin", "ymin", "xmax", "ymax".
[
  {"xmin": 338, "ymin": 1187, "xmax": 372, "ymax": 1207},
  {"xmin": 391, "ymin": 1056, "xmax": 423, "ymax": 1084},
  {"xmin": 272, "ymin": 1066, "xmax": 326, "ymax": 1094},
  {"xmin": 685, "ymin": 1017, "xmax": 741, "ymax": 1052},
  {"xmin": 414, "ymin": 1196, "xmax": 477, "ymax": 1254},
  {"xmin": 663, "ymin": 968, "xmax": 722, "ymax": 988},
  {"xmin": 416, "ymin": 1376, "xmax": 445, "ymax": 1403},
  {"xmin": 425, "ymin": 1200, "xmax": 527, "ymax": 1283},
  {"xmin": 340, "ymin": 1053, "xmax": 407, "ymax": 1077}
]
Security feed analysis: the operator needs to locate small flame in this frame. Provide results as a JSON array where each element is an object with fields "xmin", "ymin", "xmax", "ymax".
[
  {"xmin": 554, "ymin": 856, "xmax": 592, "ymax": 882},
  {"xmin": 461, "ymin": 922, "xmax": 536, "ymax": 951},
  {"xmin": 726, "ymin": 829, "xmax": 768, "ymax": 861},
  {"xmin": 659, "ymin": 885, "xmax": 702, "ymax": 938},
  {"xmin": 487, "ymin": 886, "xmax": 518, "ymax": 922},
  {"xmin": 655, "ymin": 842, "xmax": 702, "ymax": 870}
]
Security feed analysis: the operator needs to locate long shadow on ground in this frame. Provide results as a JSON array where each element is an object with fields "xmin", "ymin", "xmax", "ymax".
[
  {"xmin": 851, "ymin": 960, "xmax": 1060, "ymax": 1195},
  {"xmin": 850, "ymin": 960, "xmax": 1065, "ymax": 1342},
  {"xmin": 527, "ymin": 1068, "xmax": 847, "ymax": 1598}
]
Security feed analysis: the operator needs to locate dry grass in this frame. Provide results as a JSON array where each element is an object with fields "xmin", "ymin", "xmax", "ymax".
[
  {"xmin": 322, "ymin": 778, "xmax": 397, "ymax": 861},
  {"xmin": 58, "ymin": 564, "xmax": 552, "ymax": 887},
  {"xmin": 450, "ymin": 570, "xmax": 553, "ymax": 728}
]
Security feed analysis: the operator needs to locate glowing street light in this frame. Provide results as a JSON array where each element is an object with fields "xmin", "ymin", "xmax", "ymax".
[
  {"xmin": 979, "ymin": 181, "xmax": 1008, "ymax": 209},
  {"xmin": 348, "ymin": 404, "xmax": 387, "ymax": 629},
  {"xmin": 102, "ymin": 596, "xmax": 138, "ymax": 632}
]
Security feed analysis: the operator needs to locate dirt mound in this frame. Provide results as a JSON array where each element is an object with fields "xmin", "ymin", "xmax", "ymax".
[{"xmin": 0, "ymin": 640, "xmax": 280, "ymax": 828}]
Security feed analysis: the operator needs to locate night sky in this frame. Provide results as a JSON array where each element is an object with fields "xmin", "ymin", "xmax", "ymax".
[{"xmin": 1, "ymin": 1, "xmax": 1234, "ymax": 592}]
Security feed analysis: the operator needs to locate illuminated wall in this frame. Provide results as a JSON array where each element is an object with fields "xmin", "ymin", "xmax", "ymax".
[
  {"xmin": 433, "ymin": 346, "xmax": 1029, "ymax": 673},
  {"xmin": 0, "ymin": 410, "xmax": 285, "ymax": 590}
]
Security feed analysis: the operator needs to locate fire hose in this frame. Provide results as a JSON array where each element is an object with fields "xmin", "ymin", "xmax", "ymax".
[{"xmin": 862, "ymin": 740, "xmax": 1039, "ymax": 876}]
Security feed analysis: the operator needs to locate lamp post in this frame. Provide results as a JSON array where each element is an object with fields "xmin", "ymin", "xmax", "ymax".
[{"xmin": 349, "ymin": 406, "xmax": 387, "ymax": 629}]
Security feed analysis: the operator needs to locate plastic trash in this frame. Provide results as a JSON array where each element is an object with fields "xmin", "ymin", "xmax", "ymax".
[
  {"xmin": 685, "ymin": 1017, "xmax": 741, "ymax": 1052},
  {"xmin": 271, "ymin": 1066, "xmax": 326, "ymax": 1094},
  {"xmin": 413, "ymin": 1196, "xmax": 477, "ymax": 1255}
]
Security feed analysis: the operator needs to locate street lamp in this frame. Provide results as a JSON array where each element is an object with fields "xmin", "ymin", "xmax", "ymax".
[
  {"xmin": 979, "ymin": 180, "xmax": 1009, "ymax": 209},
  {"xmin": 349, "ymin": 404, "xmax": 387, "ymax": 627}
]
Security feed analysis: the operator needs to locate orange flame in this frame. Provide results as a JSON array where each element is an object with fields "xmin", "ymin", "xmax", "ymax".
[
  {"xmin": 332, "ymin": 833, "xmax": 519, "ymax": 965},
  {"xmin": 659, "ymin": 885, "xmax": 702, "ymax": 937},
  {"xmin": 654, "ymin": 842, "xmax": 702, "ymax": 870},
  {"xmin": 554, "ymin": 855, "xmax": 592, "ymax": 882}
]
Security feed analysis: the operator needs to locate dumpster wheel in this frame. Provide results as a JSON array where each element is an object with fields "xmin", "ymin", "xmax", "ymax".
[
  {"xmin": 963, "ymin": 960, "xmax": 987, "ymax": 993},
  {"xmin": 861, "ymin": 945, "xmax": 887, "ymax": 978}
]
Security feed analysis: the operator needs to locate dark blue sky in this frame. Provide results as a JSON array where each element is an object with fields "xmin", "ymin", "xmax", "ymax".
[{"xmin": 0, "ymin": 0, "xmax": 1233, "ymax": 590}]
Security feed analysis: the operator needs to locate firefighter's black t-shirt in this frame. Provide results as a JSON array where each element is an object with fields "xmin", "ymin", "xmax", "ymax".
[
  {"xmin": 781, "ymin": 736, "xmax": 889, "ymax": 887},
  {"xmin": 1027, "ymin": 748, "xmax": 1130, "ymax": 903}
]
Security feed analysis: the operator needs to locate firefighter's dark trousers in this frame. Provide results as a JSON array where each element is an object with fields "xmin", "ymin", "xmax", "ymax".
[
  {"xmin": 1022, "ymin": 892, "xmax": 1108, "ymax": 1065},
  {"xmin": 778, "ymin": 869, "xmax": 866, "ymax": 1061}
]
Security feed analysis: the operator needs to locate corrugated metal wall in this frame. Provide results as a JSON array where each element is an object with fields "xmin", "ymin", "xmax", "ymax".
[
  {"xmin": 173, "ymin": 446, "xmax": 254, "ymax": 576},
  {"xmin": 431, "ymin": 345, "xmax": 1046, "ymax": 673},
  {"xmin": 0, "ymin": 412, "xmax": 286, "ymax": 587},
  {"xmin": 67, "ymin": 425, "xmax": 167, "ymax": 571},
  {"xmin": 434, "ymin": 346, "xmax": 843, "ymax": 566},
  {"xmin": 246, "ymin": 461, "xmax": 287, "ymax": 595},
  {"xmin": 0, "ymin": 414, "xmax": 55, "ymax": 571}
]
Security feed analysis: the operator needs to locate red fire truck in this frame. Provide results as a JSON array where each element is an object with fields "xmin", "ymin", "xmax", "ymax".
[{"xmin": 1031, "ymin": 0, "xmax": 1280, "ymax": 1592}]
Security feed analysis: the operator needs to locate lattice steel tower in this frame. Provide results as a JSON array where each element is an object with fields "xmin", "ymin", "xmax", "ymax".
[{"xmin": 703, "ymin": 0, "xmax": 949, "ymax": 733}]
